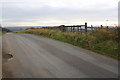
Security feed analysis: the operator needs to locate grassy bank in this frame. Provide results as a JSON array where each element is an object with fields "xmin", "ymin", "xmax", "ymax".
[
  {"xmin": 0, "ymin": 31, "xmax": 7, "ymax": 35},
  {"xmin": 16, "ymin": 28, "xmax": 119, "ymax": 59},
  {"xmin": 0, "ymin": 32, "xmax": 2, "ymax": 35}
]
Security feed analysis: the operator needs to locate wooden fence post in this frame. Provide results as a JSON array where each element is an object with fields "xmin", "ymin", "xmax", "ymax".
[
  {"xmin": 73, "ymin": 27, "xmax": 75, "ymax": 32},
  {"xmin": 77, "ymin": 27, "xmax": 79, "ymax": 32},
  {"xmin": 101, "ymin": 25, "xmax": 103, "ymax": 29},
  {"xmin": 107, "ymin": 26, "xmax": 108, "ymax": 28},
  {"xmin": 80, "ymin": 26, "xmax": 82, "ymax": 33},
  {"xmin": 106, "ymin": 26, "xmax": 108, "ymax": 30},
  {"xmin": 91, "ymin": 25, "xmax": 93, "ymax": 31},
  {"xmin": 71, "ymin": 27, "xmax": 72, "ymax": 32},
  {"xmin": 85, "ymin": 22, "xmax": 87, "ymax": 33}
]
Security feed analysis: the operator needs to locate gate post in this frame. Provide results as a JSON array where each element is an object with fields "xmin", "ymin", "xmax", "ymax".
[{"xmin": 85, "ymin": 22, "xmax": 87, "ymax": 33}]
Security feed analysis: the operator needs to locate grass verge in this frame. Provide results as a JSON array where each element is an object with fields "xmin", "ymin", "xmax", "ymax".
[
  {"xmin": 0, "ymin": 32, "xmax": 2, "ymax": 35},
  {"xmin": 15, "ymin": 28, "xmax": 119, "ymax": 60}
]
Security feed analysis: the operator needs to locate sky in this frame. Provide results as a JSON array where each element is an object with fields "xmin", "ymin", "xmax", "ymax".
[{"xmin": 0, "ymin": 0, "xmax": 119, "ymax": 27}]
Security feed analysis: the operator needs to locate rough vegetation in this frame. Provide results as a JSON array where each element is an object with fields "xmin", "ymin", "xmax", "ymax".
[
  {"xmin": 0, "ymin": 32, "xmax": 2, "ymax": 35},
  {"xmin": 16, "ymin": 28, "xmax": 119, "ymax": 59}
]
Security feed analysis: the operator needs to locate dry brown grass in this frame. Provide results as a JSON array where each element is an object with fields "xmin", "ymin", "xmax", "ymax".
[{"xmin": 19, "ymin": 28, "xmax": 119, "ymax": 59}]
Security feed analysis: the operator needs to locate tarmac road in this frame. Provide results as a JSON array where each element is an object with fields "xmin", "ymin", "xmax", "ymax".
[
  {"xmin": 2, "ymin": 33, "xmax": 118, "ymax": 78},
  {"xmin": 0, "ymin": 36, "xmax": 2, "ymax": 79}
]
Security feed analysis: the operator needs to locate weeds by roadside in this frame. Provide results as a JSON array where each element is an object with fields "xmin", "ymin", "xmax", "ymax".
[
  {"xmin": 0, "ymin": 32, "xmax": 2, "ymax": 35},
  {"xmin": 15, "ymin": 28, "xmax": 119, "ymax": 59}
]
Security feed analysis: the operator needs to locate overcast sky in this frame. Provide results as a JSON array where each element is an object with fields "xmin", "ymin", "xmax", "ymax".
[{"xmin": 0, "ymin": 0, "xmax": 119, "ymax": 27}]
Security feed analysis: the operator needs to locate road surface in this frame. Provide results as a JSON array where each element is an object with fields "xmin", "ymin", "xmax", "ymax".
[
  {"xmin": 0, "ymin": 36, "xmax": 2, "ymax": 79},
  {"xmin": 2, "ymin": 33, "xmax": 118, "ymax": 78}
]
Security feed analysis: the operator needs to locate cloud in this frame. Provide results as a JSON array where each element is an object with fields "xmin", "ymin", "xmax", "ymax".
[{"xmin": 1, "ymin": 0, "xmax": 119, "ymax": 26}]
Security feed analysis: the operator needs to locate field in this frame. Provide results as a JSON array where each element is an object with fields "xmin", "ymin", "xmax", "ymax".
[{"xmin": 16, "ymin": 28, "xmax": 119, "ymax": 59}]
